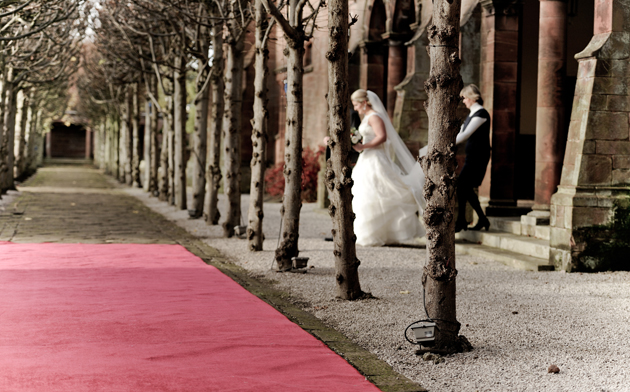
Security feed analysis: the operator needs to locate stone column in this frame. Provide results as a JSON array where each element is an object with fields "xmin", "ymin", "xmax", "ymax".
[
  {"xmin": 549, "ymin": 0, "xmax": 630, "ymax": 271},
  {"xmin": 479, "ymin": 0, "xmax": 522, "ymax": 211},
  {"xmin": 383, "ymin": 33, "xmax": 407, "ymax": 118},
  {"xmin": 45, "ymin": 131, "xmax": 51, "ymax": 159},
  {"xmin": 391, "ymin": 27, "xmax": 430, "ymax": 151},
  {"xmin": 359, "ymin": 41, "xmax": 388, "ymax": 103},
  {"xmin": 86, "ymin": 128, "xmax": 92, "ymax": 160},
  {"xmin": 533, "ymin": 0, "xmax": 568, "ymax": 211}
]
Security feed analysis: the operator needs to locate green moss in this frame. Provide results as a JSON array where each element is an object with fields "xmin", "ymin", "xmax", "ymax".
[{"xmin": 575, "ymin": 202, "xmax": 630, "ymax": 272}]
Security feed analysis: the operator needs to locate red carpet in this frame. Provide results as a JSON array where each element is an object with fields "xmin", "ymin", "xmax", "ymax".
[{"xmin": 0, "ymin": 242, "xmax": 381, "ymax": 392}]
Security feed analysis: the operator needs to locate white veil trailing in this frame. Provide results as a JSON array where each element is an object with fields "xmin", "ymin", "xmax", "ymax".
[{"xmin": 366, "ymin": 91, "xmax": 426, "ymax": 213}]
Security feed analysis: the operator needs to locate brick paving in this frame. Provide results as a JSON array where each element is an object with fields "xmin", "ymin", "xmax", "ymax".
[{"xmin": 1, "ymin": 163, "xmax": 177, "ymax": 244}]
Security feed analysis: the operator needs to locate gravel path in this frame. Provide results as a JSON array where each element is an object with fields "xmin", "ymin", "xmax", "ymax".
[{"xmin": 127, "ymin": 188, "xmax": 630, "ymax": 392}]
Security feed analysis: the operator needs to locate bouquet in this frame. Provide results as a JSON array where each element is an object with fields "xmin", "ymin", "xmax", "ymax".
[{"xmin": 350, "ymin": 127, "xmax": 362, "ymax": 145}]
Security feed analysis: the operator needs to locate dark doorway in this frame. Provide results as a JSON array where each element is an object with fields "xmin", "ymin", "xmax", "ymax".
[{"xmin": 48, "ymin": 122, "xmax": 87, "ymax": 158}]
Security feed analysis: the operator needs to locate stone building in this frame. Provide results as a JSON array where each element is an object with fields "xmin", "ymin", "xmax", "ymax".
[{"xmin": 258, "ymin": 0, "xmax": 630, "ymax": 271}]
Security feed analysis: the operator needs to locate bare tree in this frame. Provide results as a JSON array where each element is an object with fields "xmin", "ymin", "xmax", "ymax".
[
  {"xmin": 205, "ymin": 2, "xmax": 225, "ymax": 226},
  {"xmin": 189, "ymin": 19, "xmax": 211, "ymax": 218},
  {"xmin": 144, "ymin": 73, "xmax": 159, "ymax": 194},
  {"xmin": 0, "ymin": 0, "xmax": 83, "ymax": 193},
  {"xmin": 131, "ymin": 82, "xmax": 141, "ymax": 187},
  {"xmin": 420, "ymin": 0, "xmax": 470, "ymax": 353},
  {"xmin": 220, "ymin": 0, "xmax": 252, "ymax": 238},
  {"xmin": 261, "ymin": 0, "xmax": 323, "ymax": 270},
  {"xmin": 247, "ymin": 0, "xmax": 275, "ymax": 251},
  {"xmin": 325, "ymin": 2, "xmax": 364, "ymax": 299}
]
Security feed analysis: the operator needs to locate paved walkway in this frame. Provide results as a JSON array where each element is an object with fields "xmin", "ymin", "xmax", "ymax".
[{"xmin": 0, "ymin": 161, "xmax": 423, "ymax": 392}]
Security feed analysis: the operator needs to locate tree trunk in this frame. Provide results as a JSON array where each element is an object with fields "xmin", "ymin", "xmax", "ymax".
[
  {"xmin": 106, "ymin": 114, "xmax": 117, "ymax": 176},
  {"xmin": 206, "ymin": 18, "xmax": 225, "ymax": 226},
  {"xmin": 168, "ymin": 97, "xmax": 176, "ymax": 205},
  {"xmin": 143, "ymin": 79, "xmax": 152, "ymax": 192},
  {"xmin": 421, "ymin": 0, "xmax": 467, "ymax": 353},
  {"xmin": 14, "ymin": 89, "xmax": 28, "ymax": 180},
  {"xmin": 119, "ymin": 86, "xmax": 130, "ymax": 183},
  {"xmin": 131, "ymin": 83, "xmax": 141, "ymax": 188},
  {"xmin": 158, "ymin": 97, "xmax": 171, "ymax": 202},
  {"xmin": 149, "ymin": 79, "xmax": 159, "ymax": 195},
  {"xmin": 97, "ymin": 121, "xmax": 106, "ymax": 170},
  {"xmin": 113, "ymin": 113, "xmax": 121, "ymax": 181},
  {"xmin": 24, "ymin": 91, "xmax": 38, "ymax": 176},
  {"xmin": 247, "ymin": 0, "xmax": 270, "ymax": 251},
  {"xmin": 221, "ymin": 34, "xmax": 245, "ymax": 238},
  {"xmin": 191, "ymin": 30, "xmax": 211, "ymax": 218},
  {"xmin": 174, "ymin": 55, "xmax": 188, "ymax": 210},
  {"xmin": 274, "ymin": 37, "xmax": 305, "ymax": 270},
  {"xmin": 0, "ymin": 61, "xmax": 8, "ymax": 193},
  {"xmin": 32, "ymin": 108, "xmax": 44, "ymax": 171},
  {"xmin": 326, "ymin": 0, "xmax": 364, "ymax": 299},
  {"xmin": 125, "ymin": 85, "xmax": 134, "ymax": 185},
  {"xmin": 1, "ymin": 80, "xmax": 18, "ymax": 193}
]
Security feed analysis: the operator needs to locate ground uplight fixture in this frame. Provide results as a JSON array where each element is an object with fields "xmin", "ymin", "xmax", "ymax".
[
  {"xmin": 410, "ymin": 321, "xmax": 436, "ymax": 345},
  {"xmin": 292, "ymin": 257, "xmax": 309, "ymax": 269}
]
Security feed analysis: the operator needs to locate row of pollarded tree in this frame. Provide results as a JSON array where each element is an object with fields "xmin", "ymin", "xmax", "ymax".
[
  {"xmin": 0, "ymin": 0, "xmax": 86, "ymax": 196},
  {"xmin": 79, "ymin": 0, "xmax": 468, "ymax": 353},
  {"xmin": 79, "ymin": 0, "xmax": 352, "ymax": 281}
]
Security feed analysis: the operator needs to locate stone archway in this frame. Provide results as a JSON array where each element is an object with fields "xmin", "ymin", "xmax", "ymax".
[
  {"xmin": 361, "ymin": 0, "xmax": 388, "ymax": 107},
  {"xmin": 46, "ymin": 122, "xmax": 90, "ymax": 159},
  {"xmin": 385, "ymin": 0, "xmax": 416, "ymax": 115}
]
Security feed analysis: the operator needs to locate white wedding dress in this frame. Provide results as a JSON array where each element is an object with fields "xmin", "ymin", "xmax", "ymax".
[{"xmin": 351, "ymin": 112, "xmax": 426, "ymax": 247}]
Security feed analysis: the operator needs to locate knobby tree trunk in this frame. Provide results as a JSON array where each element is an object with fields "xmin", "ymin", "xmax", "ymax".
[
  {"xmin": 247, "ymin": 0, "xmax": 272, "ymax": 251},
  {"xmin": 167, "ymin": 96, "xmax": 176, "ymax": 205},
  {"xmin": 421, "ymin": 0, "xmax": 469, "ymax": 353},
  {"xmin": 191, "ymin": 27, "xmax": 211, "ymax": 218},
  {"xmin": 108, "ymin": 114, "xmax": 119, "ymax": 177},
  {"xmin": 149, "ymin": 83, "xmax": 159, "ymax": 195},
  {"xmin": 14, "ymin": 89, "xmax": 28, "ymax": 180},
  {"xmin": 97, "ymin": 121, "xmax": 106, "ymax": 170},
  {"xmin": 274, "ymin": 37, "xmax": 305, "ymax": 270},
  {"xmin": 326, "ymin": 0, "xmax": 364, "ymax": 299},
  {"xmin": 143, "ymin": 77, "xmax": 152, "ymax": 192},
  {"xmin": 1, "ymin": 80, "xmax": 18, "ymax": 193},
  {"xmin": 131, "ymin": 82, "xmax": 141, "ymax": 188},
  {"xmin": 174, "ymin": 55, "xmax": 188, "ymax": 210},
  {"xmin": 262, "ymin": 0, "xmax": 321, "ymax": 270},
  {"xmin": 206, "ymin": 18, "xmax": 225, "ymax": 225},
  {"xmin": 0, "ymin": 64, "xmax": 8, "ymax": 194},
  {"xmin": 107, "ymin": 115, "xmax": 115, "ymax": 177},
  {"xmin": 221, "ymin": 32, "xmax": 246, "ymax": 238},
  {"xmin": 113, "ymin": 114, "xmax": 121, "ymax": 181},
  {"xmin": 24, "ymin": 92, "xmax": 38, "ymax": 177},
  {"xmin": 158, "ymin": 97, "xmax": 171, "ymax": 201},
  {"xmin": 120, "ymin": 85, "xmax": 131, "ymax": 184}
]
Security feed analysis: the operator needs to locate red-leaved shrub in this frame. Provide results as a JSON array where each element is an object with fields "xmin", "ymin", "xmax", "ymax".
[{"xmin": 264, "ymin": 146, "xmax": 325, "ymax": 202}]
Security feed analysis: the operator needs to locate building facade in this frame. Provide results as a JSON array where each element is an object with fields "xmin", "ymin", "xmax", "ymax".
[{"xmin": 258, "ymin": 0, "xmax": 630, "ymax": 270}]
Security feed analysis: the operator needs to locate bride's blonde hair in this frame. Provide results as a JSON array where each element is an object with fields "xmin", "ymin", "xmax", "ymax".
[{"xmin": 351, "ymin": 89, "xmax": 372, "ymax": 106}]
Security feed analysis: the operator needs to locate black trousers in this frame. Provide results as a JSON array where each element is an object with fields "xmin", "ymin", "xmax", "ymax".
[{"xmin": 457, "ymin": 163, "xmax": 487, "ymax": 223}]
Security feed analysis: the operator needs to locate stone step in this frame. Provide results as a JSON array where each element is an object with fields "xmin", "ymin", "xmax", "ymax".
[
  {"xmin": 533, "ymin": 225, "xmax": 550, "ymax": 241},
  {"xmin": 456, "ymin": 229, "xmax": 551, "ymax": 260},
  {"xmin": 455, "ymin": 242, "xmax": 555, "ymax": 271},
  {"xmin": 486, "ymin": 216, "xmax": 551, "ymax": 241},
  {"xmin": 486, "ymin": 205, "xmax": 532, "ymax": 217},
  {"xmin": 487, "ymin": 217, "xmax": 521, "ymax": 235}
]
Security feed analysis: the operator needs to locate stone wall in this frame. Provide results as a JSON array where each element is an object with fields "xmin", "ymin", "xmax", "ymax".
[{"xmin": 549, "ymin": 0, "xmax": 630, "ymax": 271}]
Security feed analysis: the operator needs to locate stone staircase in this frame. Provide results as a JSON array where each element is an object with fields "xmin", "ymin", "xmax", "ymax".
[{"xmin": 455, "ymin": 214, "xmax": 555, "ymax": 271}]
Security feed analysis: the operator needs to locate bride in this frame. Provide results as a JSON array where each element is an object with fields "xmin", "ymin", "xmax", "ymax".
[{"xmin": 350, "ymin": 89, "xmax": 426, "ymax": 247}]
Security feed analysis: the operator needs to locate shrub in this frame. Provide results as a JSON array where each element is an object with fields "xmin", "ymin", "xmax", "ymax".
[{"xmin": 264, "ymin": 145, "xmax": 325, "ymax": 202}]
